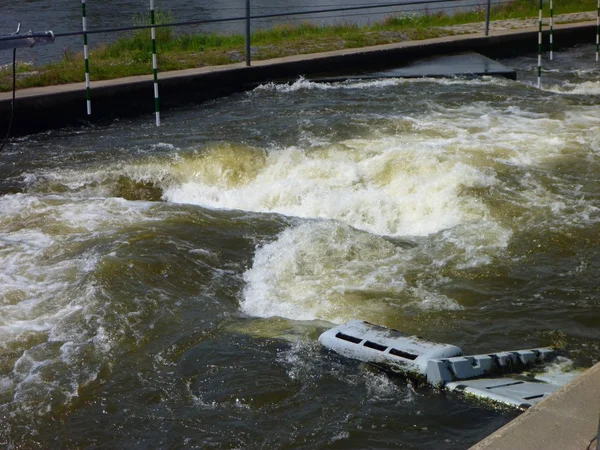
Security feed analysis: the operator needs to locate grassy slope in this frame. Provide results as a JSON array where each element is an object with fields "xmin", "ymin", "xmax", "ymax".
[{"xmin": 0, "ymin": 0, "xmax": 597, "ymax": 92}]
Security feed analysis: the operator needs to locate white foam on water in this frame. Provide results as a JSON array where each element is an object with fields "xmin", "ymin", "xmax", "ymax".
[
  {"xmin": 544, "ymin": 80, "xmax": 600, "ymax": 95},
  {"xmin": 162, "ymin": 101, "xmax": 600, "ymax": 239},
  {"xmin": 0, "ymin": 193, "xmax": 159, "ymax": 418},
  {"xmin": 164, "ymin": 136, "xmax": 497, "ymax": 238},
  {"xmin": 253, "ymin": 75, "xmax": 510, "ymax": 93},
  {"xmin": 241, "ymin": 221, "xmax": 475, "ymax": 323},
  {"xmin": 399, "ymin": 103, "xmax": 600, "ymax": 227},
  {"xmin": 22, "ymin": 151, "xmax": 183, "ymax": 200},
  {"xmin": 277, "ymin": 339, "xmax": 411, "ymax": 406},
  {"xmin": 21, "ymin": 92, "xmax": 595, "ymax": 328},
  {"xmin": 364, "ymin": 372, "xmax": 403, "ymax": 401},
  {"xmin": 535, "ymin": 356, "xmax": 583, "ymax": 386},
  {"xmin": 234, "ymin": 98, "xmax": 600, "ymax": 322},
  {"xmin": 13, "ymin": 78, "xmax": 600, "ymax": 339},
  {"xmin": 254, "ymin": 76, "xmax": 407, "ymax": 93}
]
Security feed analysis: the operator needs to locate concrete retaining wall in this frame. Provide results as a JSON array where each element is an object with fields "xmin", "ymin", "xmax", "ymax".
[{"xmin": 0, "ymin": 21, "xmax": 597, "ymax": 136}]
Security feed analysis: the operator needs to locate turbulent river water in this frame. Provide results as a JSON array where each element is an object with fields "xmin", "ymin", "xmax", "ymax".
[{"xmin": 1, "ymin": 46, "xmax": 600, "ymax": 448}]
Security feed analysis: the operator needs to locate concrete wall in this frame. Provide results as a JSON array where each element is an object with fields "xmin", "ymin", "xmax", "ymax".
[{"xmin": 0, "ymin": 22, "xmax": 596, "ymax": 136}]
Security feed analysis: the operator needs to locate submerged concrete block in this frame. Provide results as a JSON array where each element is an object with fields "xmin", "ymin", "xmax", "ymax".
[{"xmin": 447, "ymin": 378, "xmax": 560, "ymax": 408}]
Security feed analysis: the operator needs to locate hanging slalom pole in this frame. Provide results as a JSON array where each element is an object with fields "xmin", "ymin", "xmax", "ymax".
[
  {"xmin": 597, "ymin": 0, "xmax": 599, "ymax": 61},
  {"xmin": 549, "ymin": 0, "xmax": 554, "ymax": 60},
  {"xmin": 150, "ymin": 0, "xmax": 161, "ymax": 126},
  {"xmin": 538, "ymin": 0, "xmax": 543, "ymax": 88},
  {"xmin": 82, "ymin": 0, "xmax": 91, "ymax": 115}
]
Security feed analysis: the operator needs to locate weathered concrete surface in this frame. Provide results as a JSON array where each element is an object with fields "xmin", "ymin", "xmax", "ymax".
[
  {"xmin": 0, "ymin": 21, "xmax": 597, "ymax": 136},
  {"xmin": 471, "ymin": 362, "xmax": 600, "ymax": 450},
  {"xmin": 312, "ymin": 52, "xmax": 517, "ymax": 82}
]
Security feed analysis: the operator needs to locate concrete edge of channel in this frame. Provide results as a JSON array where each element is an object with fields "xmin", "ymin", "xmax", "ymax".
[
  {"xmin": 470, "ymin": 361, "xmax": 600, "ymax": 450},
  {"xmin": 0, "ymin": 20, "xmax": 598, "ymax": 136}
]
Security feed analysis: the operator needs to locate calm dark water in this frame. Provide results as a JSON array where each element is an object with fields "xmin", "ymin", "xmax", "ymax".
[
  {"xmin": 0, "ymin": 46, "xmax": 599, "ymax": 448},
  {"xmin": 0, "ymin": 0, "xmax": 476, "ymax": 66}
]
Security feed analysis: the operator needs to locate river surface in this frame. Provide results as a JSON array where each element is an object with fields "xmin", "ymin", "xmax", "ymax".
[
  {"xmin": 0, "ymin": 0, "xmax": 479, "ymax": 66},
  {"xmin": 1, "ymin": 47, "xmax": 600, "ymax": 448}
]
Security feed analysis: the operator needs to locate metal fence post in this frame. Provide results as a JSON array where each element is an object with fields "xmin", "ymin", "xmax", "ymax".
[
  {"xmin": 485, "ymin": 0, "xmax": 491, "ymax": 36},
  {"xmin": 245, "ymin": 0, "xmax": 251, "ymax": 66}
]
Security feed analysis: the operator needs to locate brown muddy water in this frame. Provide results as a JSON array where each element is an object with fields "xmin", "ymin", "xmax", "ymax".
[{"xmin": 0, "ymin": 46, "xmax": 599, "ymax": 448}]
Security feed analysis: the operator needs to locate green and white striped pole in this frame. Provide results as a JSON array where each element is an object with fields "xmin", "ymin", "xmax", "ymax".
[
  {"xmin": 538, "ymin": 0, "xmax": 543, "ymax": 88},
  {"xmin": 549, "ymin": 0, "xmax": 553, "ymax": 60},
  {"xmin": 150, "ymin": 0, "xmax": 160, "ymax": 126},
  {"xmin": 596, "ymin": 0, "xmax": 599, "ymax": 61},
  {"xmin": 82, "ymin": 0, "xmax": 91, "ymax": 115}
]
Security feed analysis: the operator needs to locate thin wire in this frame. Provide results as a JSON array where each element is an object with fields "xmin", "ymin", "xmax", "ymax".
[
  {"xmin": 252, "ymin": 2, "xmax": 505, "ymax": 24},
  {"xmin": 0, "ymin": 48, "xmax": 16, "ymax": 154},
  {"xmin": 46, "ymin": 0, "xmax": 479, "ymax": 39},
  {"xmin": 0, "ymin": 0, "xmax": 512, "ymax": 42}
]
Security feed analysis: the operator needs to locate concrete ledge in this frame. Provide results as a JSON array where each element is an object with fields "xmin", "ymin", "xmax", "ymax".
[
  {"xmin": 0, "ymin": 21, "xmax": 597, "ymax": 136},
  {"xmin": 471, "ymin": 362, "xmax": 600, "ymax": 450}
]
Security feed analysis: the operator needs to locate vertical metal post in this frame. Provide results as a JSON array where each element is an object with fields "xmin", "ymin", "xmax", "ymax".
[
  {"xmin": 538, "ymin": 0, "xmax": 543, "ymax": 89},
  {"xmin": 485, "ymin": 0, "xmax": 491, "ymax": 36},
  {"xmin": 245, "ymin": 0, "xmax": 251, "ymax": 66},
  {"xmin": 150, "ymin": 0, "xmax": 160, "ymax": 126},
  {"xmin": 549, "ymin": 0, "xmax": 553, "ymax": 60},
  {"xmin": 82, "ymin": 0, "xmax": 91, "ymax": 115}
]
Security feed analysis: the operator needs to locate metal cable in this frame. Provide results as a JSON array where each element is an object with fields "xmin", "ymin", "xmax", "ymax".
[
  {"xmin": 0, "ymin": 0, "xmax": 514, "ymax": 42},
  {"xmin": 45, "ymin": 0, "xmax": 483, "ymax": 38},
  {"xmin": 252, "ymin": 1, "xmax": 507, "ymax": 24}
]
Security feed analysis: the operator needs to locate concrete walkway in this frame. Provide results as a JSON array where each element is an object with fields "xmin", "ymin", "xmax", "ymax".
[{"xmin": 471, "ymin": 362, "xmax": 600, "ymax": 450}]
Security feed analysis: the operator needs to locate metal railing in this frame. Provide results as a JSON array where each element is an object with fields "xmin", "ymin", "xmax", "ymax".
[
  {"xmin": 2, "ymin": 0, "xmax": 500, "ymax": 56},
  {"xmin": 0, "ymin": 0, "xmax": 510, "ymax": 129}
]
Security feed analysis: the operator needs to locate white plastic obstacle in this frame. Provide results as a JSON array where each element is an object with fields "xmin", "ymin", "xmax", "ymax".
[{"xmin": 319, "ymin": 320, "xmax": 561, "ymax": 408}]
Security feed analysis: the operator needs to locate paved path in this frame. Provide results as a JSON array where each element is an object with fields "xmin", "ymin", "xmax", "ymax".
[
  {"xmin": 442, "ymin": 11, "xmax": 597, "ymax": 35},
  {"xmin": 472, "ymin": 362, "xmax": 600, "ymax": 450}
]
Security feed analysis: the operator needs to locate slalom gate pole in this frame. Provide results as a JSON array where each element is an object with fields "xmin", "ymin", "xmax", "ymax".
[
  {"xmin": 150, "ymin": 0, "xmax": 160, "ymax": 126},
  {"xmin": 485, "ymin": 0, "xmax": 491, "ymax": 36},
  {"xmin": 597, "ymin": 0, "xmax": 599, "ymax": 61},
  {"xmin": 550, "ymin": 0, "xmax": 553, "ymax": 60},
  {"xmin": 538, "ymin": 0, "xmax": 543, "ymax": 89},
  {"xmin": 82, "ymin": 0, "xmax": 91, "ymax": 115}
]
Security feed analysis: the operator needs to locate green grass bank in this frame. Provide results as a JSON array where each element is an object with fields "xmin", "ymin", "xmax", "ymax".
[{"xmin": 0, "ymin": 0, "xmax": 597, "ymax": 92}]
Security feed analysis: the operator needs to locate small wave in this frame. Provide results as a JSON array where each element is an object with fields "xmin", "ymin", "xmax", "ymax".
[
  {"xmin": 164, "ymin": 137, "xmax": 497, "ymax": 237},
  {"xmin": 544, "ymin": 80, "xmax": 600, "ymax": 95},
  {"xmin": 253, "ymin": 75, "xmax": 510, "ymax": 93},
  {"xmin": 0, "ymin": 193, "xmax": 164, "ymax": 425},
  {"xmin": 241, "ymin": 221, "xmax": 468, "ymax": 324}
]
